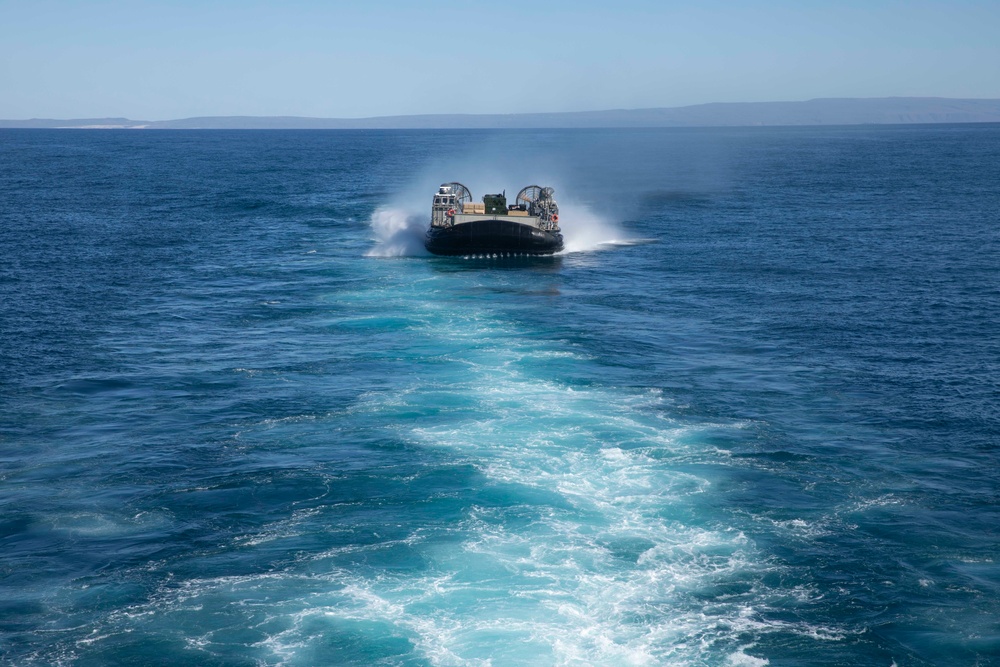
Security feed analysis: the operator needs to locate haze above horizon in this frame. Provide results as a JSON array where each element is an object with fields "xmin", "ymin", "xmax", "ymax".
[{"xmin": 2, "ymin": 1, "xmax": 999, "ymax": 121}]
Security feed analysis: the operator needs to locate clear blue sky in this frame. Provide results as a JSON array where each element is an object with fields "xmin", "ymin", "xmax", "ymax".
[{"xmin": 2, "ymin": 0, "xmax": 998, "ymax": 120}]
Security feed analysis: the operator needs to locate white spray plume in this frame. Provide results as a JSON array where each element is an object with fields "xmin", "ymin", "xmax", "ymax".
[
  {"xmin": 556, "ymin": 202, "xmax": 631, "ymax": 254},
  {"xmin": 365, "ymin": 200, "xmax": 634, "ymax": 258},
  {"xmin": 365, "ymin": 207, "xmax": 430, "ymax": 257},
  {"xmin": 364, "ymin": 148, "xmax": 639, "ymax": 257}
]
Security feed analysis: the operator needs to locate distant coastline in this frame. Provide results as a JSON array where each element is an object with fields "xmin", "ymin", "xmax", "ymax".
[{"xmin": 3, "ymin": 97, "xmax": 1000, "ymax": 130}]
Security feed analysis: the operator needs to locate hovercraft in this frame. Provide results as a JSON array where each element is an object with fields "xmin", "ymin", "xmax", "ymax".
[{"xmin": 425, "ymin": 183, "xmax": 563, "ymax": 256}]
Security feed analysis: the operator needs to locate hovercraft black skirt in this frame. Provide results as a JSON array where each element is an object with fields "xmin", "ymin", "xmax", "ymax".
[{"xmin": 425, "ymin": 220, "xmax": 563, "ymax": 256}]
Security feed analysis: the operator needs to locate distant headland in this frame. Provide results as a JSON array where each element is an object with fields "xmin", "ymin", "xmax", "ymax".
[{"xmin": 3, "ymin": 97, "xmax": 1000, "ymax": 129}]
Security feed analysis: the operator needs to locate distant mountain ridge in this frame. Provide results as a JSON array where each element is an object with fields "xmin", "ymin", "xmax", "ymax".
[{"xmin": 4, "ymin": 98, "xmax": 1000, "ymax": 129}]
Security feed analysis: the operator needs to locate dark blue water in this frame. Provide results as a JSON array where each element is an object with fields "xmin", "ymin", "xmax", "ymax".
[{"xmin": 1, "ymin": 126, "xmax": 998, "ymax": 666}]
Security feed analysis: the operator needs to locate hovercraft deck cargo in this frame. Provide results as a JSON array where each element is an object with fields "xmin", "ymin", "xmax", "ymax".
[{"xmin": 425, "ymin": 183, "xmax": 563, "ymax": 256}]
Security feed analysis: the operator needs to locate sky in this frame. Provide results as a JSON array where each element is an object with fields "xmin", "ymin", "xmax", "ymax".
[{"xmin": 2, "ymin": 0, "xmax": 999, "ymax": 120}]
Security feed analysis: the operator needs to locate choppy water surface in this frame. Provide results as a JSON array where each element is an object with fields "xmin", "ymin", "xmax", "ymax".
[{"xmin": 1, "ymin": 126, "xmax": 999, "ymax": 666}]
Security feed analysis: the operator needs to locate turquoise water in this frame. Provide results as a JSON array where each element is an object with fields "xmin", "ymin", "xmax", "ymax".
[{"xmin": 1, "ymin": 126, "xmax": 999, "ymax": 666}]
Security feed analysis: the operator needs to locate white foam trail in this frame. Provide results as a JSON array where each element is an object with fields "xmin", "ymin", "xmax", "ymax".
[
  {"xmin": 365, "ymin": 207, "xmax": 430, "ymax": 257},
  {"xmin": 727, "ymin": 646, "xmax": 770, "ymax": 665},
  {"xmin": 51, "ymin": 287, "xmax": 844, "ymax": 667},
  {"xmin": 285, "ymin": 303, "xmax": 790, "ymax": 665}
]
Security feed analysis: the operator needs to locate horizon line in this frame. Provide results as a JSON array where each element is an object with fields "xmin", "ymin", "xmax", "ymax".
[
  {"xmin": 6, "ymin": 96, "xmax": 1000, "ymax": 124},
  {"xmin": 3, "ymin": 97, "xmax": 1000, "ymax": 130}
]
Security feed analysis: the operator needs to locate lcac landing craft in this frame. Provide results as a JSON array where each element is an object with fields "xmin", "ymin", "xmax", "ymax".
[{"xmin": 425, "ymin": 183, "xmax": 564, "ymax": 256}]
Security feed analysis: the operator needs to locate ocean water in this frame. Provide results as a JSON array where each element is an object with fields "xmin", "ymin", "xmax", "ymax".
[{"xmin": 1, "ymin": 125, "xmax": 998, "ymax": 666}]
